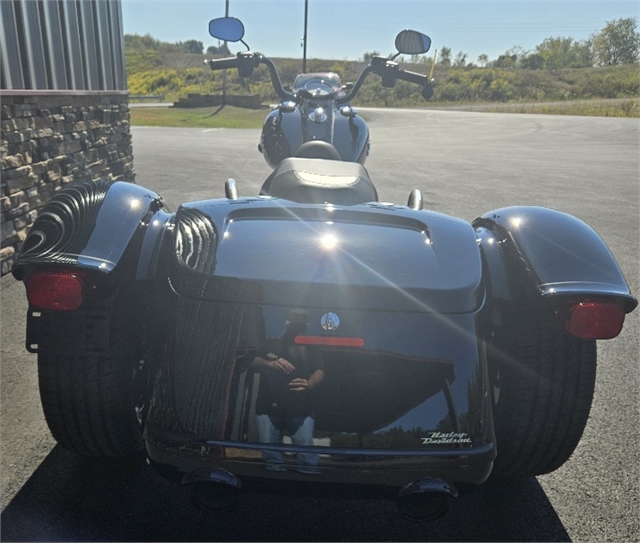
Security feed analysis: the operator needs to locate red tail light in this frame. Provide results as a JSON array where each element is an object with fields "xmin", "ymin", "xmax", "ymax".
[
  {"xmin": 565, "ymin": 302, "xmax": 625, "ymax": 340},
  {"xmin": 295, "ymin": 335, "xmax": 365, "ymax": 347},
  {"xmin": 26, "ymin": 269, "xmax": 85, "ymax": 311}
]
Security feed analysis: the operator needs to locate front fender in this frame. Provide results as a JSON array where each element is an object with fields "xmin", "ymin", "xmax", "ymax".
[
  {"xmin": 474, "ymin": 206, "xmax": 637, "ymax": 313},
  {"xmin": 12, "ymin": 180, "xmax": 166, "ymax": 281}
]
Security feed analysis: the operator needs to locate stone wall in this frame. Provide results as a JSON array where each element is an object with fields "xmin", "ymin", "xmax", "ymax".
[
  {"xmin": 1, "ymin": 92, "xmax": 135, "ymax": 275},
  {"xmin": 172, "ymin": 93, "xmax": 263, "ymax": 109}
]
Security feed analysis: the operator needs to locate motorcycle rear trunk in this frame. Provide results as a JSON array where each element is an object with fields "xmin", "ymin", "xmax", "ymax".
[{"xmin": 145, "ymin": 198, "xmax": 496, "ymax": 488}]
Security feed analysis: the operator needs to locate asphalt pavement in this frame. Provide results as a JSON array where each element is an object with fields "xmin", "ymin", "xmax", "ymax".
[{"xmin": 1, "ymin": 109, "xmax": 638, "ymax": 542}]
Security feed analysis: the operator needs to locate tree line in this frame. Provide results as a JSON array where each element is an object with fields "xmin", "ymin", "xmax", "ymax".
[
  {"xmin": 434, "ymin": 17, "xmax": 639, "ymax": 69},
  {"xmin": 124, "ymin": 34, "xmax": 228, "ymax": 56},
  {"xmin": 126, "ymin": 17, "xmax": 638, "ymax": 71},
  {"xmin": 125, "ymin": 17, "xmax": 639, "ymax": 109}
]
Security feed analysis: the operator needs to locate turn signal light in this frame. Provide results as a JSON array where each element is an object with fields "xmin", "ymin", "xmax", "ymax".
[
  {"xmin": 26, "ymin": 269, "xmax": 85, "ymax": 311},
  {"xmin": 295, "ymin": 336, "xmax": 365, "ymax": 347},
  {"xmin": 565, "ymin": 302, "xmax": 625, "ymax": 340}
]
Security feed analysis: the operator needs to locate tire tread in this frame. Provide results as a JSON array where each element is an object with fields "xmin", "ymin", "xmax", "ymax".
[
  {"xmin": 491, "ymin": 313, "xmax": 597, "ymax": 478},
  {"xmin": 37, "ymin": 293, "xmax": 144, "ymax": 457}
]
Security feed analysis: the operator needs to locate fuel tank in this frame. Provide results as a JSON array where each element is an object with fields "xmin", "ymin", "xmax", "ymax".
[{"xmin": 259, "ymin": 103, "xmax": 369, "ymax": 168}]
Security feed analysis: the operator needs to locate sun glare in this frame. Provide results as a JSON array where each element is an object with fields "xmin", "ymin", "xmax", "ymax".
[{"xmin": 320, "ymin": 233, "xmax": 339, "ymax": 250}]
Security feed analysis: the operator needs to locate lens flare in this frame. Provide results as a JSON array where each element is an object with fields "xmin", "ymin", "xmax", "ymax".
[{"xmin": 320, "ymin": 233, "xmax": 339, "ymax": 250}]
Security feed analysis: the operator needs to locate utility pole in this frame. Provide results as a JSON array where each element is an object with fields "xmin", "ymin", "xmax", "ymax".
[
  {"xmin": 302, "ymin": 0, "xmax": 308, "ymax": 73},
  {"xmin": 222, "ymin": 0, "xmax": 229, "ymax": 105}
]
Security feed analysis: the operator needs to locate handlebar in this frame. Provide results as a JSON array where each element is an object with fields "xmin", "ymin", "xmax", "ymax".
[
  {"xmin": 337, "ymin": 58, "xmax": 432, "ymax": 104},
  {"xmin": 205, "ymin": 52, "xmax": 432, "ymax": 105},
  {"xmin": 259, "ymin": 56, "xmax": 296, "ymax": 101},
  {"xmin": 396, "ymin": 68, "xmax": 430, "ymax": 86},
  {"xmin": 396, "ymin": 67, "xmax": 434, "ymax": 100},
  {"xmin": 205, "ymin": 52, "xmax": 295, "ymax": 101},
  {"xmin": 204, "ymin": 56, "xmax": 241, "ymax": 70},
  {"xmin": 335, "ymin": 66, "xmax": 375, "ymax": 105}
]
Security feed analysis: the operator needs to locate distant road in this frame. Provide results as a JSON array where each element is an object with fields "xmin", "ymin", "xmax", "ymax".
[
  {"xmin": 128, "ymin": 97, "xmax": 634, "ymax": 113},
  {"xmin": 129, "ymin": 102, "xmax": 172, "ymax": 108},
  {"xmin": 420, "ymin": 97, "xmax": 634, "ymax": 112}
]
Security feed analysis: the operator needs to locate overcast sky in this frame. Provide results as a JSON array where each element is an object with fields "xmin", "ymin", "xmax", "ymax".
[{"xmin": 121, "ymin": 1, "xmax": 639, "ymax": 62}]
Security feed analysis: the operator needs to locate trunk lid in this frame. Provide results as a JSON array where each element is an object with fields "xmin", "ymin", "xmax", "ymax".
[{"xmin": 171, "ymin": 200, "xmax": 483, "ymax": 313}]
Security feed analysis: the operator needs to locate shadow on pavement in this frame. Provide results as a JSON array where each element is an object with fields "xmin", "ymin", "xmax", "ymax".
[
  {"xmin": 1, "ymin": 446, "xmax": 570, "ymax": 542},
  {"xmin": 204, "ymin": 103, "xmax": 226, "ymax": 117}
]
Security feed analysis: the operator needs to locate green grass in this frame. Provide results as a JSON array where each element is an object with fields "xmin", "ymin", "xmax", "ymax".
[
  {"xmin": 129, "ymin": 99, "xmax": 638, "ymax": 130},
  {"xmin": 129, "ymin": 105, "xmax": 268, "ymax": 128},
  {"xmin": 484, "ymin": 98, "xmax": 639, "ymax": 117}
]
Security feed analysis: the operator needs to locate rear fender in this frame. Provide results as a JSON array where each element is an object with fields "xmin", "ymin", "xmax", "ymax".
[
  {"xmin": 12, "ymin": 180, "xmax": 166, "ymax": 282},
  {"xmin": 13, "ymin": 181, "xmax": 171, "ymax": 353},
  {"xmin": 473, "ymin": 206, "xmax": 637, "ymax": 314}
]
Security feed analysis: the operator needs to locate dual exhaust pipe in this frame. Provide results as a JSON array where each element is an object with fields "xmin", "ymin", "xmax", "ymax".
[
  {"xmin": 184, "ymin": 468, "xmax": 457, "ymax": 522},
  {"xmin": 397, "ymin": 478, "xmax": 458, "ymax": 522},
  {"xmin": 183, "ymin": 468, "xmax": 242, "ymax": 512}
]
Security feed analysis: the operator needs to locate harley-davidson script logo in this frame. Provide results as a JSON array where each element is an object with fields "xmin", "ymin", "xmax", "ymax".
[{"xmin": 421, "ymin": 432, "xmax": 472, "ymax": 445}]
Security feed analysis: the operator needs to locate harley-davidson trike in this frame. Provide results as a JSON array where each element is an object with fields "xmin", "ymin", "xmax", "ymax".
[{"xmin": 12, "ymin": 17, "xmax": 637, "ymax": 521}]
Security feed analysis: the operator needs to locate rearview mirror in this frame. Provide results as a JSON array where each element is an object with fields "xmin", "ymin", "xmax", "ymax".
[
  {"xmin": 208, "ymin": 17, "xmax": 245, "ymax": 42},
  {"xmin": 395, "ymin": 30, "xmax": 431, "ymax": 55}
]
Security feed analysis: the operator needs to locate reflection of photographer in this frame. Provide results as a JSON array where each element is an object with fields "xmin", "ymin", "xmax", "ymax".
[{"xmin": 252, "ymin": 309, "xmax": 324, "ymax": 474}]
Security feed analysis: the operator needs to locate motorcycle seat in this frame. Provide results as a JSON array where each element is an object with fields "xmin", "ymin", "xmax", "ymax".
[
  {"xmin": 260, "ymin": 157, "xmax": 378, "ymax": 205},
  {"xmin": 295, "ymin": 141, "xmax": 342, "ymax": 160}
]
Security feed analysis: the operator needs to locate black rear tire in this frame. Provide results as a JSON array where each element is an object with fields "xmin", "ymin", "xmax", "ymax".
[
  {"xmin": 490, "ymin": 313, "xmax": 597, "ymax": 478},
  {"xmin": 37, "ymin": 291, "xmax": 145, "ymax": 457}
]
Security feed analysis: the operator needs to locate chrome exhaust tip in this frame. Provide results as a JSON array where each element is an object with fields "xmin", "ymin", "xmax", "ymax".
[
  {"xmin": 397, "ymin": 478, "xmax": 457, "ymax": 522},
  {"xmin": 183, "ymin": 468, "xmax": 242, "ymax": 512}
]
